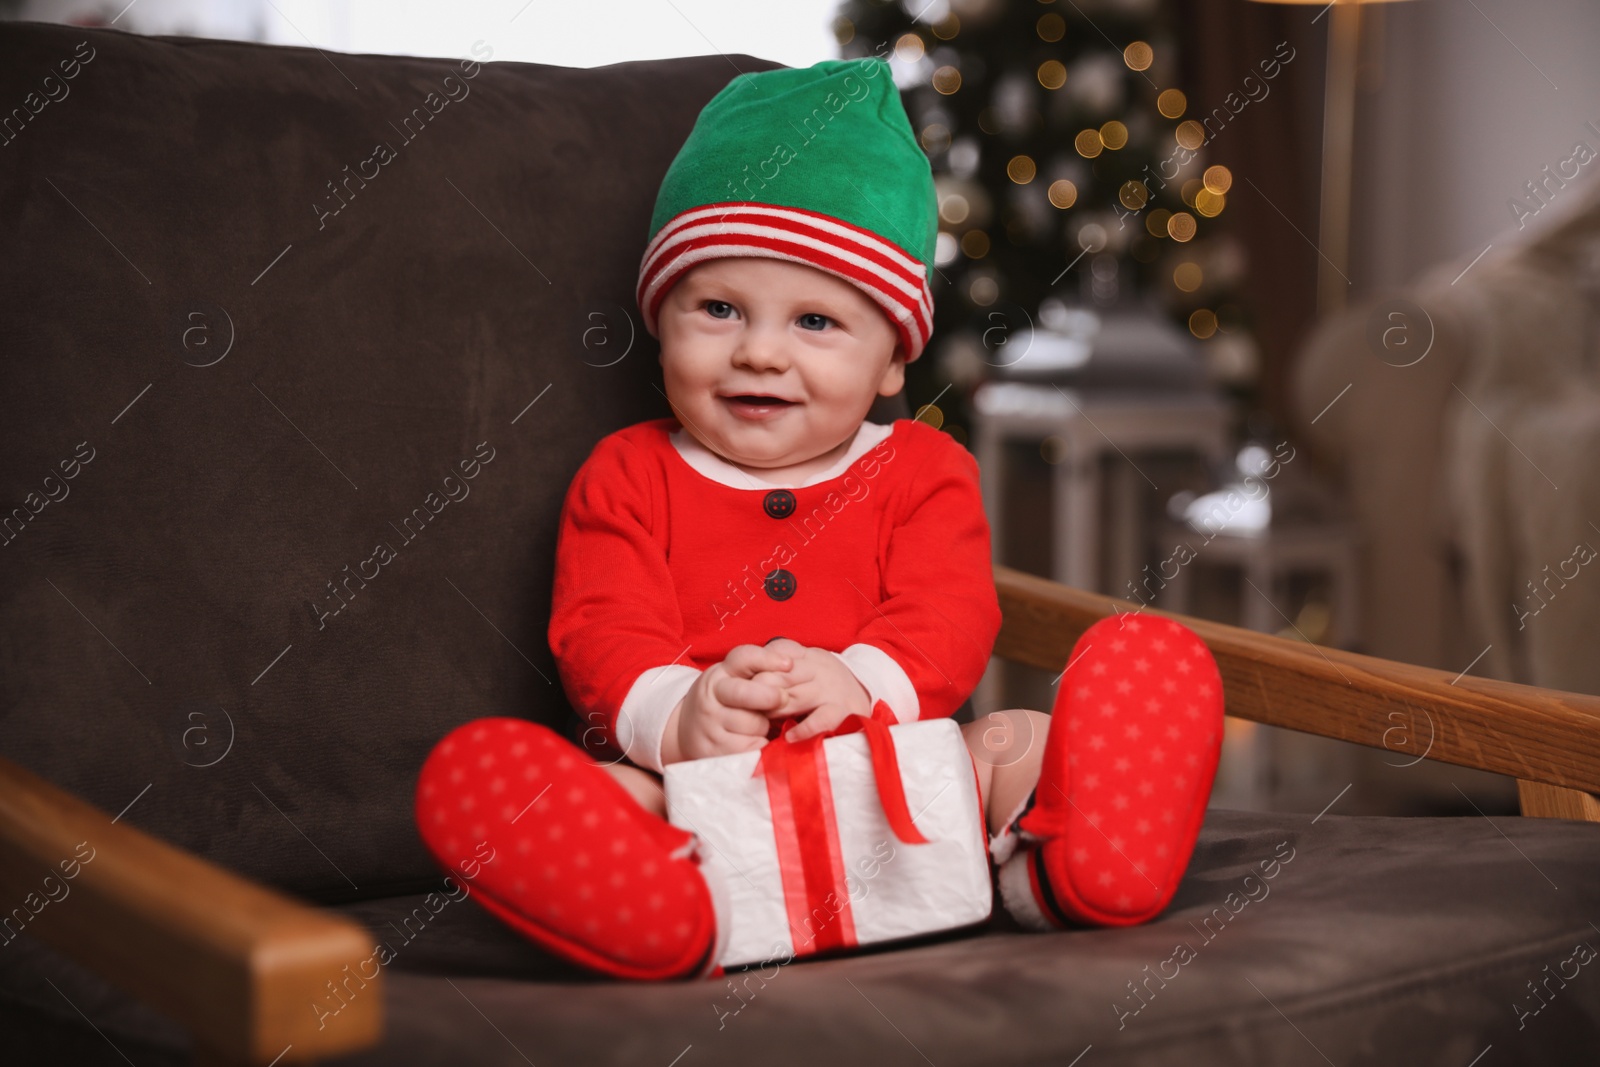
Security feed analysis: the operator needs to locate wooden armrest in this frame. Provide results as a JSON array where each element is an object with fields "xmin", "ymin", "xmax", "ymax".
[
  {"xmin": 992, "ymin": 564, "xmax": 1600, "ymax": 801},
  {"xmin": 0, "ymin": 755, "xmax": 382, "ymax": 1065}
]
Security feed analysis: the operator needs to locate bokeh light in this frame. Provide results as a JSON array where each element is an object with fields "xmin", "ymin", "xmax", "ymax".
[
  {"xmin": 1007, "ymin": 154, "xmax": 1037, "ymax": 184},
  {"xmin": 894, "ymin": 33, "xmax": 924, "ymax": 63},
  {"xmin": 1195, "ymin": 188, "xmax": 1226, "ymax": 217}
]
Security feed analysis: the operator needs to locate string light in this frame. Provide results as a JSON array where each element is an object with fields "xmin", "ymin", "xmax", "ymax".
[
  {"xmin": 1157, "ymin": 88, "xmax": 1186, "ymax": 118},
  {"xmin": 894, "ymin": 33, "xmax": 925, "ymax": 63},
  {"xmin": 1037, "ymin": 60, "xmax": 1067, "ymax": 89},
  {"xmin": 1074, "ymin": 129, "xmax": 1104, "ymax": 157},
  {"xmin": 939, "ymin": 192, "xmax": 970, "ymax": 224},
  {"xmin": 932, "ymin": 66, "xmax": 962, "ymax": 94},
  {"xmin": 1048, "ymin": 179, "xmax": 1078, "ymax": 209},
  {"xmin": 1123, "ymin": 41, "xmax": 1153, "ymax": 71},
  {"xmin": 921, "ymin": 123, "xmax": 952, "ymax": 154},
  {"xmin": 1007, "ymin": 154, "xmax": 1037, "ymax": 184}
]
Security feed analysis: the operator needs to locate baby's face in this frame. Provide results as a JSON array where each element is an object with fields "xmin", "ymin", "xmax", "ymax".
[{"xmin": 657, "ymin": 258, "xmax": 905, "ymax": 479}]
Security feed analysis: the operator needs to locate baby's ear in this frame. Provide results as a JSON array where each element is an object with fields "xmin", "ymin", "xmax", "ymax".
[{"xmin": 879, "ymin": 345, "xmax": 908, "ymax": 396}]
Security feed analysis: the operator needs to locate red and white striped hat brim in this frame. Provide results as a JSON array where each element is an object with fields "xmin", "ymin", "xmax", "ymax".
[{"xmin": 636, "ymin": 202, "xmax": 934, "ymax": 361}]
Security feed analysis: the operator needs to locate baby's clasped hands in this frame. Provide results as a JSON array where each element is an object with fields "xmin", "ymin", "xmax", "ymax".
[
  {"xmin": 661, "ymin": 640, "xmax": 873, "ymax": 764},
  {"xmin": 746, "ymin": 637, "xmax": 872, "ymax": 743},
  {"xmin": 662, "ymin": 643, "xmax": 791, "ymax": 764}
]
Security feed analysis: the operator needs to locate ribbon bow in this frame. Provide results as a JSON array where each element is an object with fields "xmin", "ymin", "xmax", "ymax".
[
  {"xmin": 748, "ymin": 699, "xmax": 933, "ymax": 955},
  {"xmin": 752, "ymin": 699, "xmax": 930, "ymax": 846}
]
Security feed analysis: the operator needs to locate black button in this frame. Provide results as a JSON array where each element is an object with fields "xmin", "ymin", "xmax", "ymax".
[
  {"xmin": 764, "ymin": 568, "xmax": 796, "ymax": 601},
  {"xmin": 763, "ymin": 489, "xmax": 795, "ymax": 519}
]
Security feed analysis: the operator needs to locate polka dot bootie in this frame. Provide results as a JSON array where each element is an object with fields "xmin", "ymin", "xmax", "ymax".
[
  {"xmin": 995, "ymin": 612, "xmax": 1225, "ymax": 928},
  {"xmin": 414, "ymin": 717, "xmax": 729, "ymax": 980}
]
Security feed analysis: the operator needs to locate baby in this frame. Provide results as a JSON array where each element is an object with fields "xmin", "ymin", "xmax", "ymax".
[{"xmin": 415, "ymin": 58, "xmax": 1225, "ymax": 981}]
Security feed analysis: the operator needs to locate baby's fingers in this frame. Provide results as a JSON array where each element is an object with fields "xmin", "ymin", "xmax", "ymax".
[
  {"xmin": 785, "ymin": 703, "xmax": 852, "ymax": 742},
  {"xmin": 748, "ymin": 668, "xmax": 798, "ymax": 693},
  {"xmin": 722, "ymin": 643, "xmax": 793, "ymax": 679},
  {"xmin": 713, "ymin": 674, "xmax": 787, "ymax": 714},
  {"xmin": 717, "ymin": 705, "xmax": 773, "ymax": 738}
]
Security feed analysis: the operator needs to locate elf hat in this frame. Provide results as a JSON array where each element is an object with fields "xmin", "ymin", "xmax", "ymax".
[{"xmin": 637, "ymin": 58, "xmax": 938, "ymax": 362}]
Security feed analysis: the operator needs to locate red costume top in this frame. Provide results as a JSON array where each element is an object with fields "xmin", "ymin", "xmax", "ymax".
[{"xmin": 548, "ymin": 416, "xmax": 1001, "ymax": 773}]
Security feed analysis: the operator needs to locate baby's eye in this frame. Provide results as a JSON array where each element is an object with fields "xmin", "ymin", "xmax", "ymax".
[
  {"xmin": 797, "ymin": 312, "xmax": 832, "ymax": 331},
  {"xmin": 703, "ymin": 300, "xmax": 736, "ymax": 320}
]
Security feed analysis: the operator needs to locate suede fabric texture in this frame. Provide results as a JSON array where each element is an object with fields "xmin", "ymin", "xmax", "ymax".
[
  {"xmin": 5, "ymin": 811, "xmax": 1600, "ymax": 1064},
  {"xmin": 0, "ymin": 22, "xmax": 793, "ymax": 902}
]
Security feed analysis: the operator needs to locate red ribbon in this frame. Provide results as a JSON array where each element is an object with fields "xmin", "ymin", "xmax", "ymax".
[{"xmin": 752, "ymin": 699, "xmax": 932, "ymax": 954}]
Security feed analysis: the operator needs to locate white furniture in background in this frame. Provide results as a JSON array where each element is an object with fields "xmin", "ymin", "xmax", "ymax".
[
  {"xmin": 971, "ymin": 381, "xmax": 1234, "ymax": 595},
  {"xmin": 969, "ymin": 380, "xmax": 1233, "ymax": 717},
  {"xmin": 1152, "ymin": 519, "xmax": 1363, "ymax": 650}
]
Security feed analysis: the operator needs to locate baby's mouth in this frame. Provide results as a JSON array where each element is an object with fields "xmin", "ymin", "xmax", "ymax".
[{"xmin": 723, "ymin": 394, "xmax": 798, "ymax": 410}]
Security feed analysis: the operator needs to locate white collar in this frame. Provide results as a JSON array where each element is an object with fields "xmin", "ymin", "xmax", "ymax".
[{"xmin": 669, "ymin": 420, "xmax": 896, "ymax": 490}]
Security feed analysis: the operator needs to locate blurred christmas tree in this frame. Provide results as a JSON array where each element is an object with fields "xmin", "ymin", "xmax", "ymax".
[{"xmin": 835, "ymin": 0, "xmax": 1260, "ymax": 439}]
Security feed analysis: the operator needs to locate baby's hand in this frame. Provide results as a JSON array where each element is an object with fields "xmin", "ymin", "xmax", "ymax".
[
  {"xmin": 746, "ymin": 638, "xmax": 872, "ymax": 742},
  {"xmin": 661, "ymin": 644, "xmax": 792, "ymax": 765}
]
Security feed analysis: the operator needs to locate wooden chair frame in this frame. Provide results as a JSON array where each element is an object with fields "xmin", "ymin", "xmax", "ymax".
[{"xmin": 3, "ymin": 563, "xmax": 1597, "ymax": 1065}]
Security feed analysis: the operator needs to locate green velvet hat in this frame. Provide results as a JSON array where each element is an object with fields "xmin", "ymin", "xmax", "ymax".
[{"xmin": 637, "ymin": 58, "xmax": 937, "ymax": 361}]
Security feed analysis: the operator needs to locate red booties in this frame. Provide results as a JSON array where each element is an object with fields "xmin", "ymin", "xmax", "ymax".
[
  {"xmin": 997, "ymin": 612, "xmax": 1224, "ymax": 928},
  {"xmin": 414, "ymin": 717, "xmax": 727, "ymax": 980}
]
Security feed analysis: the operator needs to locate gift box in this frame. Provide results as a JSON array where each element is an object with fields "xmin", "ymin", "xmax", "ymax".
[{"xmin": 663, "ymin": 702, "xmax": 993, "ymax": 969}]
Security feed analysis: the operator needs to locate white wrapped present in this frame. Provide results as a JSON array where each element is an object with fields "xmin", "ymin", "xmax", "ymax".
[{"xmin": 663, "ymin": 704, "xmax": 993, "ymax": 969}]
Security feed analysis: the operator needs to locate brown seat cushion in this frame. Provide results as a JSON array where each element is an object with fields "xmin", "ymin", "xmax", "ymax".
[{"xmin": 4, "ymin": 810, "xmax": 1599, "ymax": 1063}]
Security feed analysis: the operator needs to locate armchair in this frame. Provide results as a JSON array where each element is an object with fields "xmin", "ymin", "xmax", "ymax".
[{"xmin": 2, "ymin": 21, "xmax": 1597, "ymax": 1066}]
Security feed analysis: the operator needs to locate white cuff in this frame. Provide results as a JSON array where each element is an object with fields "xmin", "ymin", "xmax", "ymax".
[
  {"xmin": 831, "ymin": 643, "xmax": 919, "ymax": 724},
  {"xmin": 998, "ymin": 851, "xmax": 1054, "ymax": 932},
  {"xmin": 615, "ymin": 665, "xmax": 701, "ymax": 774}
]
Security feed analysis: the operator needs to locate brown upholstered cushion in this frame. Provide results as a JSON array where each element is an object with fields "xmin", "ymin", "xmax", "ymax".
[
  {"xmin": 5, "ymin": 810, "xmax": 1600, "ymax": 1063},
  {"xmin": 0, "ymin": 22, "xmax": 810, "ymax": 900}
]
